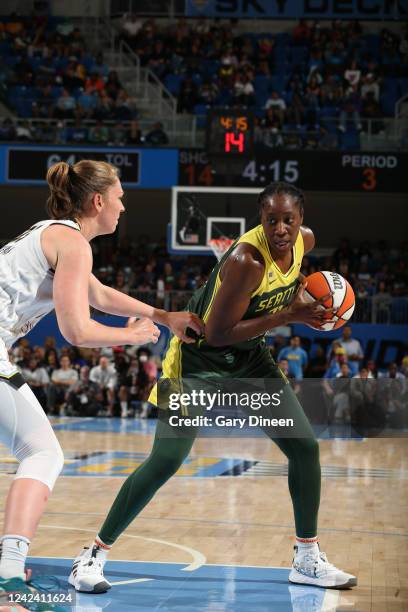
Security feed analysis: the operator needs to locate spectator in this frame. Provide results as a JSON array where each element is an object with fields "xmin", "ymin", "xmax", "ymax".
[
  {"xmin": 324, "ymin": 346, "xmax": 348, "ymax": 379},
  {"xmin": 94, "ymin": 90, "xmax": 115, "ymax": 121},
  {"xmin": 344, "ymin": 59, "xmax": 361, "ymax": 88},
  {"xmin": 338, "ymin": 84, "xmax": 362, "ymax": 132},
  {"xmin": 21, "ymin": 357, "xmax": 49, "ymax": 410},
  {"xmin": 32, "ymin": 84, "xmax": 54, "ymax": 118},
  {"xmin": 305, "ymin": 344, "xmax": 327, "ymax": 378},
  {"xmin": 88, "ymin": 120, "xmax": 109, "ymax": 144},
  {"xmin": 128, "ymin": 120, "xmax": 143, "ymax": 145},
  {"xmin": 16, "ymin": 121, "xmax": 33, "ymax": 141},
  {"xmin": 109, "ymin": 122, "xmax": 128, "ymax": 147},
  {"xmin": 360, "ymin": 73, "xmax": 380, "ymax": 102},
  {"xmin": 67, "ymin": 365, "xmax": 103, "ymax": 416},
  {"xmin": 114, "ymin": 89, "xmax": 136, "ymax": 120},
  {"xmin": 318, "ymin": 125, "xmax": 338, "ymax": 150},
  {"xmin": 90, "ymin": 356, "xmax": 117, "ymax": 416},
  {"xmin": 47, "ymin": 355, "xmax": 78, "ymax": 415},
  {"xmin": 85, "ymin": 72, "xmax": 105, "ymax": 95},
  {"xmin": 112, "ymin": 270, "xmax": 130, "ymax": 294},
  {"xmin": 117, "ymin": 357, "xmax": 139, "ymax": 417},
  {"xmin": 323, "ymin": 357, "xmax": 351, "ymax": 423},
  {"xmin": 77, "ymin": 89, "xmax": 98, "ymax": 119},
  {"xmin": 336, "ymin": 326, "xmax": 364, "ymax": 375},
  {"xmin": 278, "ymin": 336, "xmax": 308, "ymax": 381},
  {"xmin": 122, "ymin": 13, "xmax": 143, "ymax": 41},
  {"xmin": 233, "ymin": 73, "xmax": 255, "ymax": 106},
  {"xmin": 105, "ymin": 71, "xmax": 122, "ymax": 101},
  {"xmin": 351, "ymin": 366, "xmax": 384, "ymax": 431},
  {"xmin": 145, "ymin": 121, "xmax": 169, "ymax": 145},
  {"xmin": 177, "ymin": 77, "xmax": 198, "ymax": 113},
  {"xmin": 66, "ymin": 119, "xmax": 88, "ymax": 144},
  {"xmin": 372, "ymin": 281, "xmax": 392, "ymax": 322},
  {"xmin": 55, "ymin": 88, "xmax": 77, "ymax": 119},
  {"xmin": 0, "ymin": 118, "xmax": 16, "ymax": 141},
  {"xmin": 292, "ymin": 19, "xmax": 311, "ymax": 45},
  {"xmin": 264, "ymin": 91, "xmax": 287, "ymax": 123},
  {"xmin": 361, "ymin": 92, "xmax": 384, "ymax": 133},
  {"xmin": 92, "ymin": 52, "xmax": 109, "ymax": 78},
  {"xmin": 44, "ymin": 348, "xmax": 60, "ymax": 377}
]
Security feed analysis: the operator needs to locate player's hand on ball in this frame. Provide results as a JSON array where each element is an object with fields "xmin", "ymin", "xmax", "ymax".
[
  {"xmin": 165, "ymin": 311, "xmax": 205, "ymax": 343},
  {"xmin": 287, "ymin": 281, "xmax": 336, "ymax": 329},
  {"xmin": 127, "ymin": 317, "xmax": 161, "ymax": 345}
]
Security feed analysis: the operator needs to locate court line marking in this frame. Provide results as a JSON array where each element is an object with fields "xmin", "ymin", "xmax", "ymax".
[
  {"xmin": 40, "ymin": 524, "xmax": 206, "ymax": 573},
  {"xmin": 322, "ymin": 590, "xmax": 340, "ymax": 611},
  {"xmin": 30, "ymin": 554, "xmax": 342, "ymax": 605},
  {"xmin": 31, "ymin": 555, "xmax": 292, "ymax": 570},
  {"xmin": 38, "ymin": 513, "xmax": 408, "ymax": 538}
]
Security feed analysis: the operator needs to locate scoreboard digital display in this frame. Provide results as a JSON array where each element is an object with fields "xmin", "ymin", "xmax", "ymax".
[
  {"xmin": 206, "ymin": 110, "xmax": 254, "ymax": 157},
  {"xmin": 179, "ymin": 149, "xmax": 406, "ymax": 192}
]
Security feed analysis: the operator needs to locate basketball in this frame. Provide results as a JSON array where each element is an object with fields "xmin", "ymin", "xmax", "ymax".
[{"xmin": 304, "ymin": 271, "xmax": 355, "ymax": 331}]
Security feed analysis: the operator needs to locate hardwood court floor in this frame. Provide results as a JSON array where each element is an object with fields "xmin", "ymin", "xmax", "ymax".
[{"xmin": 0, "ymin": 419, "xmax": 406, "ymax": 612}]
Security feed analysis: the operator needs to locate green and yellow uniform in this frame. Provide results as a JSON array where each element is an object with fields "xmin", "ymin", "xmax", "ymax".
[
  {"xmin": 150, "ymin": 224, "xmax": 303, "ymax": 401},
  {"xmin": 98, "ymin": 225, "xmax": 321, "ymax": 546}
]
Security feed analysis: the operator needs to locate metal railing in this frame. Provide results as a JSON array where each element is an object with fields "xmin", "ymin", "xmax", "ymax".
[
  {"xmin": 1, "ymin": 115, "xmax": 405, "ymax": 150},
  {"xmin": 0, "ymin": 117, "xmax": 197, "ymax": 147},
  {"xmin": 125, "ymin": 289, "xmax": 408, "ymax": 325}
]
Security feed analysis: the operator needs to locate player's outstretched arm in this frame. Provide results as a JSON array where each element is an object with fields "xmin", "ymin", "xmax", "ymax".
[
  {"xmin": 52, "ymin": 231, "xmax": 160, "ymax": 347},
  {"xmin": 88, "ymin": 273, "xmax": 204, "ymax": 343}
]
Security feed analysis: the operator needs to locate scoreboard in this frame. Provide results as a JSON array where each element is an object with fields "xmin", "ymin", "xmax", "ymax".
[
  {"xmin": 206, "ymin": 110, "xmax": 254, "ymax": 157},
  {"xmin": 179, "ymin": 149, "xmax": 406, "ymax": 192}
]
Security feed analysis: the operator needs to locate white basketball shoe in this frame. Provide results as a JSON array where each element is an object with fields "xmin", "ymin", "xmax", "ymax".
[
  {"xmin": 289, "ymin": 546, "xmax": 357, "ymax": 589},
  {"xmin": 69, "ymin": 546, "xmax": 111, "ymax": 594}
]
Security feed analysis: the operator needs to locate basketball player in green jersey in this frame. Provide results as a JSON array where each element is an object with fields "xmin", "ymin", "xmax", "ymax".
[{"xmin": 71, "ymin": 182, "xmax": 357, "ymax": 591}]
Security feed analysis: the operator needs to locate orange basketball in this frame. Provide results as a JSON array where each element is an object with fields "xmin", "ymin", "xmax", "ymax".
[{"xmin": 303, "ymin": 271, "xmax": 355, "ymax": 331}]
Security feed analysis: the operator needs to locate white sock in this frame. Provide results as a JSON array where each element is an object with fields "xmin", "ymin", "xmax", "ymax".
[
  {"xmin": 92, "ymin": 536, "xmax": 111, "ymax": 562},
  {"xmin": 0, "ymin": 534, "xmax": 30, "ymax": 579},
  {"xmin": 120, "ymin": 401, "xmax": 128, "ymax": 416},
  {"xmin": 295, "ymin": 536, "xmax": 319, "ymax": 558}
]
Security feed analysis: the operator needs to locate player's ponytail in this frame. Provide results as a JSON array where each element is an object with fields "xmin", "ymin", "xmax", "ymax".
[{"xmin": 46, "ymin": 159, "xmax": 119, "ymax": 220}]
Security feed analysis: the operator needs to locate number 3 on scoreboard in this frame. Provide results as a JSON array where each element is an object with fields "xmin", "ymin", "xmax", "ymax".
[{"xmin": 362, "ymin": 167, "xmax": 377, "ymax": 191}]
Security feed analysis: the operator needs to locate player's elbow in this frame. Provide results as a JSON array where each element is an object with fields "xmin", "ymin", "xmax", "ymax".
[
  {"xmin": 60, "ymin": 321, "xmax": 89, "ymax": 347},
  {"xmin": 205, "ymin": 327, "xmax": 227, "ymax": 347}
]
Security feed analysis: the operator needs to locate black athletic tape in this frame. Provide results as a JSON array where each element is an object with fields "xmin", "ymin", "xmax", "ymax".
[{"xmin": 0, "ymin": 372, "xmax": 26, "ymax": 390}]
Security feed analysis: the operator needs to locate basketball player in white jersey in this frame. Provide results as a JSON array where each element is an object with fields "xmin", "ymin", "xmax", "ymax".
[{"xmin": 0, "ymin": 159, "xmax": 203, "ymax": 597}]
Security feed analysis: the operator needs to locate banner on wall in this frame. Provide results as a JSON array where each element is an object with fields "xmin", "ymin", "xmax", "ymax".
[
  {"xmin": 185, "ymin": 0, "xmax": 407, "ymax": 20},
  {"xmin": 0, "ymin": 145, "xmax": 178, "ymax": 188},
  {"xmin": 26, "ymin": 314, "xmax": 407, "ymax": 370}
]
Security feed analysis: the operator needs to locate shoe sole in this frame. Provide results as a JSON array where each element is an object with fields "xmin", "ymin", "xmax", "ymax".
[
  {"xmin": 289, "ymin": 569, "xmax": 357, "ymax": 589},
  {"xmin": 68, "ymin": 573, "xmax": 111, "ymax": 594}
]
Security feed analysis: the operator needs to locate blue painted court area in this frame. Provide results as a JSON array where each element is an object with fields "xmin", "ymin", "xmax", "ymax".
[{"xmin": 28, "ymin": 558, "xmax": 331, "ymax": 612}]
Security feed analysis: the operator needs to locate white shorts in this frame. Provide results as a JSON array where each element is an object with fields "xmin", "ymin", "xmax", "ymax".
[{"xmin": 0, "ymin": 347, "xmax": 64, "ymax": 490}]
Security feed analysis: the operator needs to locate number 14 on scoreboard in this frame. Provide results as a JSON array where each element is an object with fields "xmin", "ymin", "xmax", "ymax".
[{"xmin": 225, "ymin": 132, "xmax": 245, "ymax": 153}]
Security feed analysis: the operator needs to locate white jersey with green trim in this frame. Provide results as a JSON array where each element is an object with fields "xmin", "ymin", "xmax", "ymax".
[{"xmin": 0, "ymin": 219, "xmax": 80, "ymax": 355}]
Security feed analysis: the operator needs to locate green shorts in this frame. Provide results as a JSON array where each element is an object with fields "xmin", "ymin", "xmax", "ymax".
[{"xmin": 149, "ymin": 336, "xmax": 288, "ymax": 406}]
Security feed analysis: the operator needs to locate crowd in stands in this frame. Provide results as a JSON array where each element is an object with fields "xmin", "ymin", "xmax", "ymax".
[
  {"xmin": 11, "ymin": 336, "xmax": 158, "ymax": 418},
  {"xmin": 9, "ymin": 325, "xmax": 407, "ymax": 429},
  {"xmin": 118, "ymin": 16, "xmax": 408, "ymax": 149},
  {"xmin": 0, "ymin": 14, "xmax": 169, "ymax": 145},
  {"xmin": 273, "ymin": 326, "xmax": 407, "ymax": 428},
  {"xmin": 1, "ymin": 13, "xmax": 407, "ymax": 150},
  {"xmin": 90, "ymin": 235, "xmax": 408, "ymax": 323}
]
